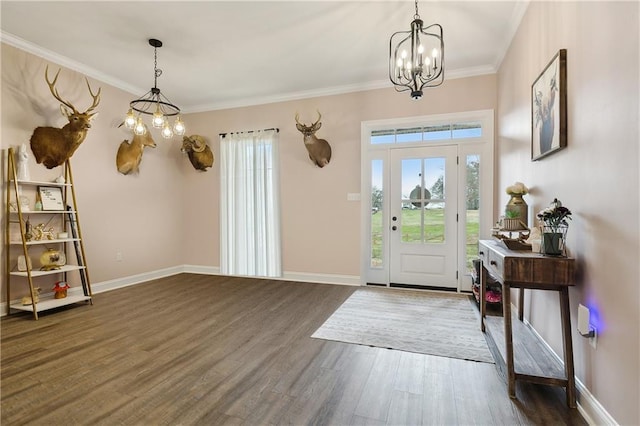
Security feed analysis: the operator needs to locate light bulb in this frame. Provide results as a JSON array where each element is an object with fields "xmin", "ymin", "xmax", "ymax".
[
  {"xmin": 401, "ymin": 50, "xmax": 407, "ymax": 59},
  {"xmin": 432, "ymin": 48, "xmax": 438, "ymax": 58},
  {"xmin": 161, "ymin": 122, "xmax": 173, "ymax": 139},
  {"xmin": 418, "ymin": 45, "xmax": 424, "ymax": 54},
  {"xmin": 124, "ymin": 108, "xmax": 136, "ymax": 129},
  {"xmin": 152, "ymin": 106, "xmax": 165, "ymax": 129},
  {"xmin": 134, "ymin": 117, "xmax": 146, "ymax": 136},
  {"xmin": 173, "ymin": 116, "xmax": 185, "ymax": 136}
]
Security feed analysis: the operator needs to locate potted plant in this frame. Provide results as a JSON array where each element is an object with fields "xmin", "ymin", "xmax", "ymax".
[
  {"xmin": 503, "ymin": 210, "xmax": 522, "ymax": 231},
  {"xmin": 537, "ymin": 198, "xmax": 572, "ymax": 256}
]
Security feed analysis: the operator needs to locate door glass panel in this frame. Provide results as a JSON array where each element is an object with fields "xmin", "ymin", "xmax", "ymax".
[
  {"xmin": 370, "ymin": 160, "xmax": 384, "ymax": 267},
  {"xmin": 400, "ymin": 159, "xmax": 422, "ymax": 243},
  {"xmin": 424, "ymin": 157, "xmax": 445, "ymax": 243},
  {"xmin": 465, "ymin": 154, "xmax": 481, "ymax": 271},
  {"xmin": 400, "ymin": 157, "xmax": 446, "ymax": 244}
]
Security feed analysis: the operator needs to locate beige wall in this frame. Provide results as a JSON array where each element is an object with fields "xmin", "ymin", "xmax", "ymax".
[
  {"xmin": 181, "ymin": 77, "xmax": 497, "ymax": 275},
  {"xmin": 1, "ymin": 43, "xmax": 186, "ymax": 298},
  {"xmin": 497, "ymin": 2, "xmax": 639, "ymax": 424}
]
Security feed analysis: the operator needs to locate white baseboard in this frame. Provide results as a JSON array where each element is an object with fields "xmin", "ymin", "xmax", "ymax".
[
  {"xmin": 181, "ymin": 265, "xmax": 361, "ymax": 287},
  {"xmin": 281, "ymin": 271, "xmax": 360, "ymax": 286},
  {"xmin": 183, "ymin": 264, "xmax": 221, "ymax": 275},
  {"xmin": 521, "ymin": 310, "xmax": 618, "ymax": 426},
  {"xmin": 91, "ymin": 266, "xmax": 185, "ymax": 294}
]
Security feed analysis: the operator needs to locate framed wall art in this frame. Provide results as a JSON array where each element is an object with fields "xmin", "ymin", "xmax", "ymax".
[
  {"xmin": 531, "ymin": 49, "xmax": 567, "ymax": 161},
  {"xmin": 38, "ymin": 186, "xmax": 64, "ymax": 211}
]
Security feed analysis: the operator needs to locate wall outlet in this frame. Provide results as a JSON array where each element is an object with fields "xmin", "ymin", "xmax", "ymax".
[
  {"xmin": 578, "ymin": 303, "xmax": 597, "ymax": 349},
  {"xmin": 116, "ymin": 251, "xmax": 123, "ymax": 262}
]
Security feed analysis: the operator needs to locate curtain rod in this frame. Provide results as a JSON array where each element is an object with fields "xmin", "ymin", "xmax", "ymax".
[{"xmin": 219, "ymin": 128, "xmax": 279, "ymax": 137}]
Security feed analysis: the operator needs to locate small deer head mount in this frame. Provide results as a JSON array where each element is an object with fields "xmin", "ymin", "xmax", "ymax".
[{"xmin": 295, "ymin": 111, "xmax": 331, "ymax": 168}]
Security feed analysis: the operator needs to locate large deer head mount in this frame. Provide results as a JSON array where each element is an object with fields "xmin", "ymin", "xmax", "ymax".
[
  {"xmin": 295, "ymin": 111, "xmax": 332, "ymax": 168},
  {"xmin": 30, "ymin": 66, "xmax": 101, "ymax": 169}
]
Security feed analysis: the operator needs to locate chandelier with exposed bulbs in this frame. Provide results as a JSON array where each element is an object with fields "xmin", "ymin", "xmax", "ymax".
[{"xmin": 124, "ymin": 38, "xmax": 185, "ymax": 139}]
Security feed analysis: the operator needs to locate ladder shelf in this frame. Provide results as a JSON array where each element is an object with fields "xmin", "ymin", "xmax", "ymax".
[{"xmin": 4, "ymin": 147, "xmax": 93, "ymax": 320}]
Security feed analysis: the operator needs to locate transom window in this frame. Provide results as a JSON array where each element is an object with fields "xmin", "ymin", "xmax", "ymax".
[{"xmin": 371, "ymin": 122, "xmax": 482, "ymax": 145}]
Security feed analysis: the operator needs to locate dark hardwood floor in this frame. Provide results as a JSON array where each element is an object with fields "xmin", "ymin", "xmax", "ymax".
[{"xmin": 1, "ymin": 274, "xmax": 586, "ymax": 425}]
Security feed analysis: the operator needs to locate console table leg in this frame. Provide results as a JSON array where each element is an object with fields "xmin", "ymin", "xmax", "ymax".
[
  {"xmin": 503, "ymin": 282, "xmax": 516, "ymax": 398},
  {"xmin": 518, "ymin": 288, "xmax": 525, "ymax": 321},
  {"xmin": 559, "ymin": 287, "xmax": 577, "ymax": 408}
]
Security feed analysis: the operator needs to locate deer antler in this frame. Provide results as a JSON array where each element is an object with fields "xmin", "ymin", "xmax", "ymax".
[
  {"xmin": 295, "ymin": 111, "xmax": 322, "ymax": 127},
  {"xmin": 45, "ymin": 65, "xmax": 78, "ymax": 113},
  {"xmin": 84, "ymin": 77, "xmax": 101, "ymax": 113},
  {"xmin": 45, "ymin": 65, "xmax": 101, "ymax": 114}
]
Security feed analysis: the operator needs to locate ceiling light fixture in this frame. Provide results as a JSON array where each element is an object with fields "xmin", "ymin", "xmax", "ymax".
[
  {"xmin": 124, "ymin": 38, "xmax": 185, "ymax": 139},
  {"xmin": 389, "ymin": 0, "xmax": 444, "ymax": 100}
]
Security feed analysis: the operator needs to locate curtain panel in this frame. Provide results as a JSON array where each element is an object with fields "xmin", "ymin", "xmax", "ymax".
[{"xmin": 220, "ymin": 130, "xmax": 281, "ymax": 277}]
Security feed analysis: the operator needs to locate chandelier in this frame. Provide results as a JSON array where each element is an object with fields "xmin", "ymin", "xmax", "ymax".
[
  {"xmin": 124, "ymin": 38, "xmax": 185, "ymax": 139},
  {"xmin": 389, "ymin": 0, "xmax": 444, "ymax": 100}
]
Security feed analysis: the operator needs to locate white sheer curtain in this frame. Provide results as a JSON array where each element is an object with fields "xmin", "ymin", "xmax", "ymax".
[{"xmin": 220, "ymin": 129, "xmax": 281, "ymax": 277}]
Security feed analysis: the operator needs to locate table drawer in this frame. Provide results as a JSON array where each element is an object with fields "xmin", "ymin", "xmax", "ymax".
[
  {"xmin": 478, "ymin": 245, "xmax": 490, "ymax": 264},
  {"xmin": 487, "ymin": 250, "xmax": 504, "ymax": 280}
]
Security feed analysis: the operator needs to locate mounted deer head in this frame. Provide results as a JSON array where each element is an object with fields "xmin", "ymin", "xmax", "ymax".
[
  {"xmin": 30, "ymin": 66, "xmax": 101, "ymax": 169},
  {"xmin": 295, "ymin": 111, "xmax": 332, "ymax": 168},
  {"xmin": 116, "ymin": 123, "xmax": 157, "ymax": 175}
]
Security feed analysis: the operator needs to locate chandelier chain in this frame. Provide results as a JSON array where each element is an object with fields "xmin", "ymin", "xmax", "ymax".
[
  {"xmin": 414, "ymin": 0, "xmax": 420, "ymax": 20},
  {"xmin": 153, "ymin": 45, "xmax": 162, "ymax": 88}
]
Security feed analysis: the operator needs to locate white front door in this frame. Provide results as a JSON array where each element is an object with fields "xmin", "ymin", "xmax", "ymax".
[{"xmin": 389, "ymin": 145, "xmax": 458, "ymax": 289}]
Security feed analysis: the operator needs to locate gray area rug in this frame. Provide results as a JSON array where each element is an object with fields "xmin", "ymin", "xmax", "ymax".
[{"xmin": 312, "ymin": 288, "xmax": 494, "ymax": 363}]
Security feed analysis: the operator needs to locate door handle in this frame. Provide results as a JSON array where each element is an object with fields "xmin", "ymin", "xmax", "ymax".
[
  {"xmin": 392, "ymin": 226, "xmax": 397, "ymax": 231},
  {"xmin": 392, "ymin": 216, "xmax": 397, "ymax": 221}
]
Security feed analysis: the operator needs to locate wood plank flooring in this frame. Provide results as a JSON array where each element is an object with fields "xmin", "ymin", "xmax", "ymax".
[{"xmin": 1, "ymin": 274, "xmax": 586, "ymax": 425}]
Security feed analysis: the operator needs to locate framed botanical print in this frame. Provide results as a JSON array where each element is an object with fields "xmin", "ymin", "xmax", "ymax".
[{"xmin": 531, "ymin": 49, "xmax": 567, "ymax": 161}]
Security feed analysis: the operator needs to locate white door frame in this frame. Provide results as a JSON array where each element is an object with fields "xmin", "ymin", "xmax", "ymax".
[{"xmin": 360, "ymin": 110, "xmax": 495, "ymax": 292}]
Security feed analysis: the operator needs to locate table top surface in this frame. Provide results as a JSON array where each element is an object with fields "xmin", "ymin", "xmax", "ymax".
[{"xmin": 479, "ymin": 239, "xmax": 574, "ymax": 261}]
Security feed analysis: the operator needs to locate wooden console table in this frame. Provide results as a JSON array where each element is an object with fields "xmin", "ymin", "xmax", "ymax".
[{"xmin": 478, "ymin": 239, "xmax": 576, "ymax": 408}]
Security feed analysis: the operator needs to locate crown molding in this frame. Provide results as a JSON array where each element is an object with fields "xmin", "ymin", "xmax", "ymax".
[{"xmin": 1, "ymin": 30, "xmax": 144, "ymax": 96}]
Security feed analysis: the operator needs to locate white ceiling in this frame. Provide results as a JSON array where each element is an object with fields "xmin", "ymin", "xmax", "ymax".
[{"xmin": 1, "ymin": 1, "xmax": 528, "ymax": 112}]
